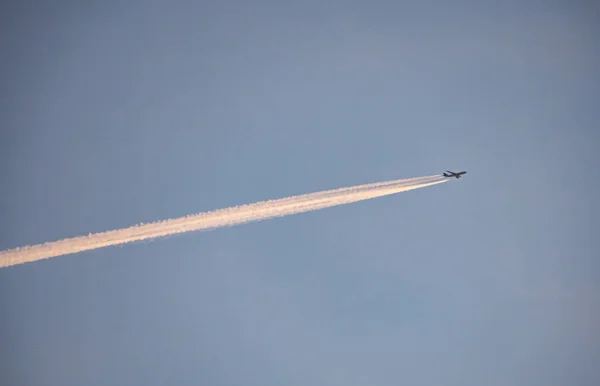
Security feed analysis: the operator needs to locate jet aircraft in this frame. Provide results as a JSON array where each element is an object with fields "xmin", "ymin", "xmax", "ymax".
[{"xmin": 443, "ymin": 170, "xmax": 467, "ymax": 179}]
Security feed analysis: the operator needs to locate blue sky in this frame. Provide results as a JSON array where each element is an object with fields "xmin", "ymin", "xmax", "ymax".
[{"xmin": 1, "ymin": 1, "xmax": 599, "ymax": 385}]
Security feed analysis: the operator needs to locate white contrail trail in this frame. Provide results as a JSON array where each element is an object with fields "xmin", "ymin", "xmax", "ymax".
[{"xmin": 0, "ymin": 174, "xmax": 448, "ymax": 268}]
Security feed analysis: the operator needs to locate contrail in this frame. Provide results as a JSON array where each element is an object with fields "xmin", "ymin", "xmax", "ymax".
[{"xmin": 0, "ymin": 174, "xmax": 448, "ymax": 268}]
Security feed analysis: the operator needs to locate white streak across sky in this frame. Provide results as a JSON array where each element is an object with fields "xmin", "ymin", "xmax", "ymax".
[{"xmin": 0, "ymin": 174, "xmax": 448, "ymax": 268}]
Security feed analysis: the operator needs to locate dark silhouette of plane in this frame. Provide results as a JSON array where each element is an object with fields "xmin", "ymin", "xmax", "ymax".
[{"xmin": 443, "ymin": 170, "xmax": 467, "ymax": 179}]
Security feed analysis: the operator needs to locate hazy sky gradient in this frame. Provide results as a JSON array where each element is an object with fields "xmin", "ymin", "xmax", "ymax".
[{"xmin": 1, "ymin": 1, "xmax": 599, "ymax": 385}]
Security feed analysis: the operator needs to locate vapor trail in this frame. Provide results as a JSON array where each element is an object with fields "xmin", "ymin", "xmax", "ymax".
[{"xmin": 0, "ymin": 174, "xmax": 447, "ymax": 268}]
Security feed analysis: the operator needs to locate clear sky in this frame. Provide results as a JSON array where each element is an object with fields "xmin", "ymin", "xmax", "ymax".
[{"xmin": 1, "ymin": 1, "xmax": 598, "ymax": 385}]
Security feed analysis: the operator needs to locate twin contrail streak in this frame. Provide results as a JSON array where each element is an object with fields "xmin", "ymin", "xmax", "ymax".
[{"xmin": 0, "ymin": 174, "xmax": 448, "ymax": 268}]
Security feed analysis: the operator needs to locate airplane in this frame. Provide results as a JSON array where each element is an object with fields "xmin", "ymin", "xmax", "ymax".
[{"xmin": 443, "ymin": 170, "xmax": 467, "ymax": 179}]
